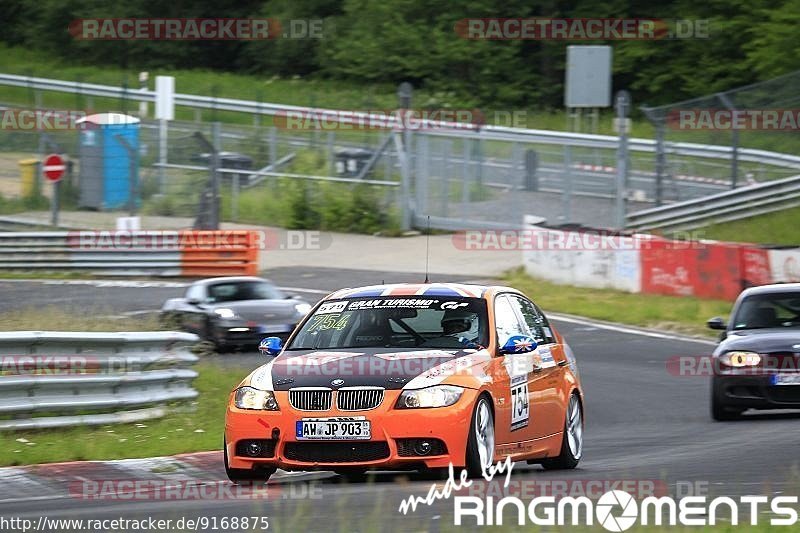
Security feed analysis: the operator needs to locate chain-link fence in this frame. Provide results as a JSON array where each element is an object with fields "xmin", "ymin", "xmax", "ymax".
[
  {"xmin": 3, "ymin": 71, "xmax": 800, "ymax": 231},
  {"xmin": 641, "ymin": 70, "xmax": 800, "ymax": 204}
]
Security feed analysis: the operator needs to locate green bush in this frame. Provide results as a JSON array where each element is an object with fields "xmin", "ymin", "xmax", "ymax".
[{"xmin": 224, "ymin": 177, "xmax": 398, "ymax": 234}]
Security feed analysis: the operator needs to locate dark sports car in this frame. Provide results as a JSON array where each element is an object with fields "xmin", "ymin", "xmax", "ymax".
[
  {"xmin": 708, "ymin": 283, "xmax": 800, "ymax": 420},
  {"xmin": 161, "ymin": 276, "xmax": 311, "ymax": 351}
]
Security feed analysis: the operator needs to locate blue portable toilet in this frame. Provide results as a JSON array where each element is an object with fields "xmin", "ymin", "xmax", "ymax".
[{"xmin": 76, "ymin": 113, "xmax": 140, "ymax": 210}]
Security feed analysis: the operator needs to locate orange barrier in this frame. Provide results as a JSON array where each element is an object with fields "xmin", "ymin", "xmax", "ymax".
[{"xmin": 179, "ymin": 230, "xmax": 259, "ymax": 277}]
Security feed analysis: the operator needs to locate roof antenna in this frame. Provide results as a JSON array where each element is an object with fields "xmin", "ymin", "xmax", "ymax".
[{"xmin": 424, "ymin": 216, "xmax": 431, "ymax": 284}]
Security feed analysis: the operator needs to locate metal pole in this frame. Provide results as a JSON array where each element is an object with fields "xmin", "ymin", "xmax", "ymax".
[
  {"xmin": 158, "ymin": 119, "xmax": 167, "ymax": 194},
  {"xmin": 654, "ymin": 123, "xmax": 666, "ymax": 206},
  {"xmin": 614, "ymin": 90, "xmax": 631, "ymax": 229},
  {"xmin": 211, "ymin": 122, "xmax": 221, "ymax": 229},
  {"xmin": 232, "ymin": 173, "xmax": 239, "ymax": 222},
  {"xmin": 397, "ymin": 82, "xmax": 413, "ymax": 230},
  {"xmin": 51, "ymin": 181, "xmax": 60, "ymax": 227},
  {"xmin": 718, "ymin": 93, "xmax": 739, "ymax": 189},
  {"xmin": 562, "ymin": 145, "xmax": 572, "ymax": 223}
]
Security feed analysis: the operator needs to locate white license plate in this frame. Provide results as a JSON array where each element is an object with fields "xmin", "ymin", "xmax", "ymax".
[
  {"xmin": 771, "ymin": 374, "xmax": 800, "ymax": 386},
  {"xmin": 296, "ymin": 417, "xmax": 371, "ymax": 440}
]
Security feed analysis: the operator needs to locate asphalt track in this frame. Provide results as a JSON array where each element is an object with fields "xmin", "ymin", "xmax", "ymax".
[{"xmin": 2, "ymin": 269, "xmax": 800, "ymax": 531}]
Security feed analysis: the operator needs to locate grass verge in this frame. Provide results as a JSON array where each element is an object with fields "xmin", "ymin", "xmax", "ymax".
[
  {"xmin": 0, "ymin": 361, "xmax": 246, "ymax": 467},
  {"xmin": 504, "ymin": 268, "xmax": 731, "ymax": 338},
  {"xmin": 696, "ymin": 206, "xmax": 800, "ymax": 246}
]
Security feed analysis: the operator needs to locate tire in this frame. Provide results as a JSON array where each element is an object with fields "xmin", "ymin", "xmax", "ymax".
[
  {"xmin": 465, "ymin": 395, "xmax": 495, "ymax": 478},
  {"xmin": 224, "ymin": 439, "xmax": 275, "ymax": 484},
  {"xmin": 204, "ymin": 318, "xmax": 229, "ymax": 354},
  {"xmin": 541, "ymin": 393, "xmax": 583, "ymax": 470},
  {"xmin": 711, "ymin": 380, "xmax": 744, "ymax": 421}
]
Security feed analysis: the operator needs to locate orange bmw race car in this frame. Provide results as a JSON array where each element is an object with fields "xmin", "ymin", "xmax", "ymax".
[{"xmin": 223, "ymin": 283, "xmax": 584, "ymax": 482}]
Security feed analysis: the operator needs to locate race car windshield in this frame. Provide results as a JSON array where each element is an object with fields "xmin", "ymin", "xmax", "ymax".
[
  {"xmin": 286, "ymin": 297, "xmax": 489, "ymax": 350},
  {"xmin": 732, "ymin": 292, "xmax": 800, "ymax": 330},
  {"xmin": 206, "ymin": 281, "xmax": 284, "ymax": 303}
]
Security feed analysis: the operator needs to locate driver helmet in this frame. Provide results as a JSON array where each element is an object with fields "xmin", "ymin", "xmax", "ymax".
[{"xmin": 441, "ymin": 309, "xmax": 475, "ymax": 335}]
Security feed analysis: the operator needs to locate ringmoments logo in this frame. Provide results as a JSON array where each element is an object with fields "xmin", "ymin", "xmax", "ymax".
[
  {"xmin": 398, "ymin": 460, "xmax": 799, "ymax": 530},
  {"xmin": 452, "ymin": 491, "xmax": 799, "ymax": 528}
]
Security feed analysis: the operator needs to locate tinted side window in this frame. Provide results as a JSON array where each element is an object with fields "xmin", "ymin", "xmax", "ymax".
[
  {"xmin": 510, "ymin": 296, "xmax": 554, "ymax": 344},
  {"xmin": 494, "ymin": 294, "xmax": 528, "ymax": 345}
]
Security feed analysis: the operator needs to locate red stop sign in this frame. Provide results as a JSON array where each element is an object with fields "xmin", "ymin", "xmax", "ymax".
[{"xmin": 43, "ymin": 154, "xmax": 66, "ymax": 182}]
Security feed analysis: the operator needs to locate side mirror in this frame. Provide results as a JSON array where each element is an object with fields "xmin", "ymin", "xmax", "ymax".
[
  {"xmin": 187, "ymin": 297, "xmax": 201, "ymax": 306},
  {"xmin": 706, "ymin": 317, "xmax": 727, "ymax": 331},
  {"xmin": 259, "ymin": 336, "xmax": 283, "ymax": 356},
  {"xmin": 499, "ymin": 335, "xmax": 538, "ymax": 355}
]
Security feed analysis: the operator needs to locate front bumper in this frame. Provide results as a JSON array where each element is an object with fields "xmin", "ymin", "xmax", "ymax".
[
  {"xmin": 714, "ymin": 373, "xmax": 800, "ymax": 409},
  {"xmin": 224, "ymin": 389, "xmax": 477, "ymax": 471},
  {"xmin": 212, "ymin": 322, "xmax": 296, "ymax": 346}
]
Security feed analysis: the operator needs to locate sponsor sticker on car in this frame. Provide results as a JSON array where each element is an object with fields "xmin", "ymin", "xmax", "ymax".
[{"xmin": 296, "ymin": 416, "xmax": 371, "ymax": 440}]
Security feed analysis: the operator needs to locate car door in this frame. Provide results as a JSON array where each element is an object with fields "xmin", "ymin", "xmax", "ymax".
[
  {"xmin": 507, "ymin": 295, "xmax": 566, "ymax": 439},
  {"xmin": 493, "ymin": 293, "xmax": 543, "ymax": 444}
]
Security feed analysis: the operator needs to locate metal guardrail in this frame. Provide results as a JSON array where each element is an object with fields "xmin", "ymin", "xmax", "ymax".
[
  {"xmin": 0, "ymin": 331, "xmax": 199, "ymax": 430},
  {"xmin": 626, "ymin": 174, "xmax": 800, "ymax": 231},
  {"xmin": 4, "ymin": 73, "xmax": 800, "ymax": 171},
  {"xmin": 0, "ymin": 231, "xmax": 259, "ymax": 276}
]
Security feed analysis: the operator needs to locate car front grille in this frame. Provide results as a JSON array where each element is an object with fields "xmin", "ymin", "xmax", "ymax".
[
  {"xmin": 289, "ymin": 388, "xmax": 333, "ymax": 411},
  {"xmin": 288, "ymin": 387, "xmax": 385, "ymax": 411},
  {"xmin": 336, "ymin": 387, "xmax": 384, "ymax": 410},
  {"xmin": 767, "ymin": 386, "xmax": 800, "ymax": 404},
  {"xmin": 283, "ymin": 442, "xmax": 390, "ymax": 463}
]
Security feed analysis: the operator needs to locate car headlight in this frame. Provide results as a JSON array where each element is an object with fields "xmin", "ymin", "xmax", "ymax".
[
  {"xmin": 396, "ymin": 385, "xmax": 464, "ymax": 409},
  {"xmin": 234, "ymin": 387, "xmax": 279, "ymax": 410},
  {"xmin": 719, "ymin": 351, "xmax": 761, "ymax": 367},
  {"xmin": 294, "ymin": 302, "xmax": 312, "ymax": 316},
  {"xmin": 214, "ymin": 308, "xmax": 237, "ymax": 319}
]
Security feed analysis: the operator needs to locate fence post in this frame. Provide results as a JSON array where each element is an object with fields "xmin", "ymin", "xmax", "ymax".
[
  {"xmin": 158, "ymin": 119, "xmax": 167, "ymax": 194},
  {"xmin": 397, "ymin": 82, "xmax": 413, "ymax": 230},
  {"xmin": 211, "ymin": 122, "xmax": 221, "ymax": 229},
  {"xmin": 562, "ymin": 144, "xmax": 572, "ymax": 223},
  {"xmin": 654, "ymin": 122, "xmax": 666, "ymax": 206},
  {"xmin": 718, "ymin": 93, "xmax": 739, "ymax": 189},
  {"xmin": 614, "ymin": 90, "xmax": 631, "ymax": 229}
]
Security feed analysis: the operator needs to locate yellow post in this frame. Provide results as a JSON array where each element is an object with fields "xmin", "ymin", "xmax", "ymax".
[{"xmin": 19, "ymin": 158, "xmax": 41, "ymax": 198}]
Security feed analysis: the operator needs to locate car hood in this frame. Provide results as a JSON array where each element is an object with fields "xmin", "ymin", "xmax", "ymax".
[
  {"xmin": 245, "ymin": 348, "xmax": 491, "ymax": 391},
  {"xmin": 716, "ymin": 329, "xmax": 800, "ymax": 355}
]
